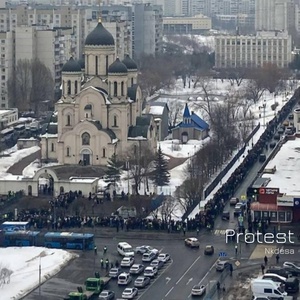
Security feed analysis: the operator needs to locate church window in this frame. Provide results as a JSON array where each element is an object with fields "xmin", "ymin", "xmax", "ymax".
[
  {"xmin": 66, "ymin": 147, "xmax": 70, "ymax": 157},
  {"xmin": 131, "ymin": 78, "xmax": 134, "ymax": 86},
  {"xmin": 113, "ymin": 115, "xmax": 118, "ymax": 127},
  {"xmin": 66, "ymin": 114, "xmax": 71, "ymax": 126},
  {"xmin": 75, "ymin": 81, "xmax": 78, "ymax": 94},
  {"xmin": 114, "ymin": 81, "xmax": 117, "ymax": 96},
  {"xmin": 67, "ymin": 80, "xmax": 71, "ymax": 95},
  {"xmin": 82, "ymin": 132, "xmax": 90, "ymax": 145},
  {"xmin": 133, "ymin": 144, "xmax": 137, "ymax": 155},
  {"xmin": 95, "ymin": 56, "xmax": 98, "ymax": 75},
  {"xmin": 121, "ymin": 82, "xmax": 124, "ymax": 96},
  {"xmin": 85, "ymin": 113, "xmax": 89, "ymax": 118},
  {"xmin": 102, "ymin": 148, "xmax": 106, "ymax": 158},
  {"xmin": 51, "ymin": 143, "xmax": 55, "ymax": 152}
]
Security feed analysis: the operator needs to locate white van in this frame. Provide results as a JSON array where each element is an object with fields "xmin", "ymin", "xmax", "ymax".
[
  {"xmin": 251, "ymin": 279, "xmax": 287, "ymax": 299},
  {"xmin": 117, "ymin": 242, "xmax": 135, "ymax": 257},
  {"xmin": 118, "ymin": 272, "xmax": 132, "ymax": 285}
]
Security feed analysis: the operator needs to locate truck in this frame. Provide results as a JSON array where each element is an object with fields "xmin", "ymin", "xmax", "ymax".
[{"xmin": 65, "ymin": 275, "xmax": 111, "ymax": 300}]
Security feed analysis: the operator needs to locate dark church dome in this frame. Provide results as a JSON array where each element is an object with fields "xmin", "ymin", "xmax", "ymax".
[
  {"xmin": 122, "ymin": 54, "xmax": 137, "ymax": 70},
  {"xmin": 85, "ymin": 21, "xmax": 115, "ymax": 46},
  {"xmin": 108, "ymin": 58, "xmax": 128, "ymax": 74},
  {"xmin": 62, "ymin": 57, "xmax": 82, "ymax": 72}
]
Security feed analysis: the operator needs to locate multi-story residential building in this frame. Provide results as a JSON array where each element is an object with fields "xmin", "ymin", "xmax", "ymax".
[
  {"xmin": 214, "ymin": 31, "xmax": 292, "ymax": 68},
  {"xmin": 132, "ymin": 3, "xmax": 163, "ymax": 60},
  {"xmin": 255, "ymin": 0, "xmax": 295, "ymax": 32},
  {"xmin": 163, "ymin": 14, "xmax": 212, "ymax": 34}
]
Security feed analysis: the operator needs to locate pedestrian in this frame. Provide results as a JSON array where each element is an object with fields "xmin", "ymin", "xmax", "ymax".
[
  {"xmin": 217, "ymin": 281, "xmax": 220, "ymax": 290},
  {"xmin": 235, "ymin": 245, "xmax": 238, "ymax": 256},
  {"xmin": 261, "ymin": 264, "xmax": 265, "ymax": 274},
  {"xmin": 183, "ymin": 227, "xmax": 186, "ymax": 236},
  {"xmin": 94, "ymin": 246, "xmax": 97, "ymax": 255},
  {"xmin": 103, "ymin": 245, "xmax": 107, "ymax": 254},
  {"xmin": 105, "ymin": 258, "xmax": 109, "ymax": 271},
  {"xmin": 100, "ymin": 258, "xmax": 104, "ymax": 268},
  {"xmin": 264, "ymin": 255, "xmax": 268, "ymax": 266},
  {"xmin": 196, "ymin": 227, "xmax": 199, "ymax": 236},
  {"xmin": 115, "ymin": 260, "xmax": 119, "ymax": 268},
  {"xmin": 276, "ymin": 254, "xmax": 280, "ymax": 264},
  {"xmin": 222, "ymin": 285, "xmax": 226, "ymax": 293},
  {"xmin": 229, "ymin": 264, "xmax": 233, "ymax": 276}
]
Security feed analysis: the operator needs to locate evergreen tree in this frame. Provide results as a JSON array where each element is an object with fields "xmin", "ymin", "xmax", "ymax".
[
  {"xmin": 105, "ymin": 154, "xmax": 123, "ymax": 184},
  {"xmin": 151, "ymin": 146, "xmax": 170, "ymax": 187}
]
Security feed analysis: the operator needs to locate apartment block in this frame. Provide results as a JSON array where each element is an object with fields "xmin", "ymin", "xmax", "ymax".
[
  {"xmin": 163, "ymin": 14, "xmax": 212, "ymax": 34},
  {"xmin": 214, "ymin": 31, "xmax": 292, "ymax": 68}
]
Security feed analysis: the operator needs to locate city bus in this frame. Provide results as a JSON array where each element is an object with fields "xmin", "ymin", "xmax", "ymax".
[
  {"xmin": 2, "ymin": 231, "xmax": 40, "ymax": 247},
  {"xmin": 0, "ymin": 221, "xmax": 30, "ymax": 232},
  {"xmin": 44, "ymin": 232, "xmax": 94, "ymax": 250}
]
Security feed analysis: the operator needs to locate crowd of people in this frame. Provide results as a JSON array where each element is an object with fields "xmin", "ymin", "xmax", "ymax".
[{"xmin": 1, "ymin": 89, "xmax": 299, "ymax": 235}]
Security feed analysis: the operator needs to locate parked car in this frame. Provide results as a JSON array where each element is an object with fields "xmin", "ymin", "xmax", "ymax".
[
  {"xmin": 157, "ymin": 253, "xmax": 170, "ymax": 263},
  {"xmin": 283, "ymin": 262, "xmax": 300, "ymax": 276},
  {"xmin": 134, "ymin": 276, "xmax": 151, "ymax": 288},
  {"xmin": 259, "ymin": 154, "xmax": 266, "ymax": 162},
  {"xmin": 269, "ymin": 141, "xmax": 276, "ymax": 148},
  {"xmin": 122, "ymin": 287, "xmax": 138, "ymax": 299},
  {"xmin": 144, "ymin": 266, "xmax": 158, "ymax": 278},
  {"xmin": 191, "ymin": 284, "xmax": 206, "ymax": 296},
  {"xmin": 135, "ymin": 245, "xmax": 159, "ymax": 255},
  {"xmin": 121, "ymin": 256, "xmax": 135, "ymax": 267},
  {"xmin": 216, "ymin": 260, "xmax": 231, "ymax": 272},
  {"xmin": 266, "ymin": 267, "xmax": 292, "ymax": 278},
  {"xmin": 99, "ymin": 290, "xmax": 115, "ymax": 300},
  {"xmin": 150, "ymin": 259, "xmax": 164, "ymax": 269},
  {"xmin": 118, "ymin": 272, "xmax": 132, "ymax": 285},
  {"xmin": 234, "ymin": 203, "xmax": 243, "ymax": 216},
  {"xmin": 274, "ymin": 134, "xmax": 281, "ymax": 140},
  {"xmin": 261, "ymin": 273, "xmax": 287, "ymax": 284},
  {"xmin": 109, "ymin": 267, "xmax": 121, "ymax": 278},
  {"xmin": 185, "ymin": 237, "xmax": 200, "ymax": 248},
  {"xmin": 229, "ymin": 197, "xmax": 239, "ymax": 206},
  {"xmin": 204, "ymin": 245, "xmax": 214, "ymax": 255},
  {"xmin": 129, "ymin": 264, "xmax": 145, "ymax": 275},
  {"xmin": 284, "ymin": 277, "xmax": 300, "ymax": 293},
  {"xmin": 142, "ymin": 251, "xmax": 156, "ymax": 262}
]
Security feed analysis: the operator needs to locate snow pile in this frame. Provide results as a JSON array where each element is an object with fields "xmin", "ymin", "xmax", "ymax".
[
  {"xmin": 0, "ymin": 247, "xmax": 77, "ymax": 299},
  {"xmin": 22, "ymin": 159, "xmax": 60, "ymax": 178}
]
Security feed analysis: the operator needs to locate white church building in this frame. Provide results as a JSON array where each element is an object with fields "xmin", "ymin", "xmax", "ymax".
[{"xmin": 40, "ymin": 19, "xmax": 157, "ymax": 166}]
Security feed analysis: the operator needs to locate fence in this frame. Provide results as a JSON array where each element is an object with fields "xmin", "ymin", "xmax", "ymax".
[{"xmin": 203, "ymin": 267, "xmax": 230, "ymax": 300}]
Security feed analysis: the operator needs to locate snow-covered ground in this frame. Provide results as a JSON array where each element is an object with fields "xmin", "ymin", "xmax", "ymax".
[
  {"xmin": 0, "ymin": 247, "xmax": 76, "ymax": 299},
  {"xmin": 22, "ymin": 159, "xmax": 60, "ymax": 178}
]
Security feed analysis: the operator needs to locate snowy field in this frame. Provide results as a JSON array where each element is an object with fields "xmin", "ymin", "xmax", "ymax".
[{"xmin": 0, "ymin": 247, "xmax": 76, "ymax": 300}]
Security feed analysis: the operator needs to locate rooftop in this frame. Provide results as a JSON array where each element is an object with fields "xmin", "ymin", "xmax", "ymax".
[{"xmin": 262, "ymin": 138, "xmax": 300, "ymax": 196}]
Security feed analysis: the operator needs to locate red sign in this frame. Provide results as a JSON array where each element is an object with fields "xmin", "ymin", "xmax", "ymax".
[{"xmin": 259, "ymin": 187, "xmax": 279, "ymax": 195}]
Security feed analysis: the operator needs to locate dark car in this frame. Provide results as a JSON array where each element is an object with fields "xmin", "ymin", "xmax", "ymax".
[
  {"xmin": 285, "ymin": 277, "xmax": 299, "ymax": 293},
  {"xmin": 269, "ymin": 142, "xmax": 276, "ymax": 148},
  {"xmin": 288, "ymin": 114, "xmax": 294, "ymax": 120},
  {"xmin": 259, "ymin": 154, "xmax": 266, "ymax": 162},
  {"xmin": 283, "ymin": 262, "xmax": 300, "ymax": 276},
  {"xmin": 204, "ymin": 245, "xmax": 214, "ymax": 255},
  {"xmin": 222, "ymin": 211, "xmax": 230, "ymax": 220},
  {"xmin": 274, "ymin": 134, "xmax": 281, "ymax": 140}
]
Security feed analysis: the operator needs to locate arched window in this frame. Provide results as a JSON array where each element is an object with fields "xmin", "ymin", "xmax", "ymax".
[
  {"xmin": 66, "ymin": 114, "xmax": 71, "ymax": 126},
  {"xmin": 102, "ymin": 148, "xmax": 106, "ymax": 158},
  {"xmin": 75, "ymin": 81, "xmax": 78, "ymax": 94},
  {"xmin": 114, "ymin": 81, "xmax": 118, "ymax": 97},
  {"xmin": 82, "ymin": 132, "xmax": 90, "ymax": 145},
  {"xmin": 67, "ymin": 80, "xmax": 71, "ymax": 95},
  {"xmin": 121, "ymin": 82, "xmax": 124, "ymax": 96},
  {"xmin": 131, "ymin": 78, "xmax": 134, "ymax": 86},
  {"xmin": 51, "ymin": 143, "xmax": 55, "ymax": 152},
  {"xmin": 113, "ymin": 115, "xmax": 118, "ymax": 127},
  {"xmin": 66, "ymin": 147, "xmax": 70, "ymax": 157},
  {"xmin": 95, "ymin": 56, "xmax": 98, "ymax": 75},
  {"xmin": 106, "ymin": 55, "xmax": 109, "ymax": 75}
]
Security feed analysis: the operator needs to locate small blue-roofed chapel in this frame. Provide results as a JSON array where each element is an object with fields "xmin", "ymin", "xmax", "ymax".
[{"xmin": 171, "ymin": 103, "xmax": 209, "ymax": 143}]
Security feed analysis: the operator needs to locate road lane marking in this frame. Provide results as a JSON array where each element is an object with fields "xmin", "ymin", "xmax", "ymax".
[
  {"xmin": 188, "ymin": 258, "xmax": 219, "ymax": 298},
  {"xmin": 136, "ymin": 259, "xmax": 173, "ymax": 300},
  {"xmin": 176, "ymin": 255, "xmax": 201, "ymax": 285},
  {"xmin": 186, "ymin": 278, "xmax": 193, "ymax": 285},
  {"xmin": 166, "ymin": 277, "xmax": 171, "ymax": 284},
  {"xmin": 165, "ymin": 286, "xmax": 174, "ymax": 297}
]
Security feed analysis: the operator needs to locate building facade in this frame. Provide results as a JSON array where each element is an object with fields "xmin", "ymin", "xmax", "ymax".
[
  {"xmin": 40, "ymin": 20, "xmax": 157, "ymax": 166},
  {"xmin": 163, "ymin": 14, "xmax": 212, "ymax": 34},
  {"xmin": 214, "ymin": 31, "xmax": 292, "ymax": 68}
]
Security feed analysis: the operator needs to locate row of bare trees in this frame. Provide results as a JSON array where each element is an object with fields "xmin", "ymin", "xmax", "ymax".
[{"xmin": 7, "ymin": 58, "xmax": 54, "ymax": 114}]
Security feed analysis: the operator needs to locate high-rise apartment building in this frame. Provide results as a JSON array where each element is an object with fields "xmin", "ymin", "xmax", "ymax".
[{"xmin": 255, "ymin": 0, "xmax": 295, "ymax": 31}]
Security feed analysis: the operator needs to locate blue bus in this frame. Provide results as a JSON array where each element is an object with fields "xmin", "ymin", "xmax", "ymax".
[
  {"xmin": 3, "ymin": 231, "xmax": 40, "ymax": 247},
  {"xmin": 44, "ymin": 232, "xmax": 94, "ymax": 250},
  {"xmin": 0, "ymin": 221, "xmax": 30, "ymax": 232}
]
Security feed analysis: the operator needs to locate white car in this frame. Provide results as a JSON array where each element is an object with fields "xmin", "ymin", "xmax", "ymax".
[
  {"xmin": 129, "ymin": 264, "xmax": 145, "ymax": 275},
  {"xmin": 122, "ymin": 287, "xmax": 138, "ymax": 299},
  {"xmin": 184, "ymin": 237, "xmax": 200, "ymax": 248},
  {"xmin": 108, "ymin": 267, "xmax": 121, "ymax": 278},
  {"xmin": 121, "ymin": 256, "xmax": 134, "ymax": 267},
  {"xmin": 283, "ymin": 262, "xmax": 300, "ymax": 270},
  {"xmin": 261, "ymin": 273, "xmax": 287, "ymax": 284},
  {"xmin": 143, "ymin": 266, "xmax": 158, "ymax": 278},
  {"xmin": 135, "ymin": 245, "xmax": 159, "ymax": 255},
  {"xmin": 191, "ymin": 284, "xmax": 206, "ymax": 296},
  {"xmin": 142, "ymin": 251, "xmax": 156, "ymax": 262},
  {"xmin": 157, "ymin": 253, "xmax": 170, "ymax": 263},
  {"xmin": 118, "ymin": 272, "xmax": 132, "ymax": 285}
]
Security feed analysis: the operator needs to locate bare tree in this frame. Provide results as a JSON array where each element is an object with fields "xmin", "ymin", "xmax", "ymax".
[
  {"xmin": 243, "ymin": 78, "xmax": 266, "ymax": 104},
  {"xmin": 125, "ymin": 141, "xmax": 155, "ymax": 195},
  {"xmin": 150, "ymin": 196, "xmax": 177, "ymax": 222},
  {"xmin": 168, "ymin": 100, "xmax": 184, "ymax": 128},
  {"xmin": 219, "ymin": 67, "xmax": 247, "ymax": 87},
  {"xmin": 7, "ymin": 58, "xmax": 54, "ymax": 114}
]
